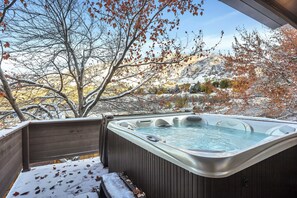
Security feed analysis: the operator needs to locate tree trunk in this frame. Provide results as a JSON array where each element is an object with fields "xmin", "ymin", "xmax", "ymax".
[{"xmin": 0, "ymin": 67, "xmax": 26, "ymax": 121}]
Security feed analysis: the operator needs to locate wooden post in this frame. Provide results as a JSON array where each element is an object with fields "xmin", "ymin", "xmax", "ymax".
[
  {"xmin": 99, "ymin": 117, "xmax": 106, "ymax": 163},
  {"xmin": 100, "ymin": 113, "xmax": 114, "ymax": 167},
  {"xmin": 22, "ymin": 125, "xmax": 30, "ymax": 172}
]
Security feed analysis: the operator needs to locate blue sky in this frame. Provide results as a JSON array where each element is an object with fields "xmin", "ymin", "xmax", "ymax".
[{"xmin": 174, "ymin": 1, "xmax": 266, "ymax": 53}]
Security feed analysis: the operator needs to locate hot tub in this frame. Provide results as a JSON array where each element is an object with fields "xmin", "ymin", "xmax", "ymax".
[{"xmin": 107, "ymin": 114, "xmax": 297, "ymax": 198}]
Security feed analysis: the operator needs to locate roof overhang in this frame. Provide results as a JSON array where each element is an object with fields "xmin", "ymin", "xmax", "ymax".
[{"xmin": 219, "ymin": 0, "xmax": 297, "ymax": 29}]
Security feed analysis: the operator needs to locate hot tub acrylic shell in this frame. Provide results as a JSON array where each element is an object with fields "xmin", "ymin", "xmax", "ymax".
[{"xmin": 107, "ymin": 113, "xmax": 297, "ymax": 198}]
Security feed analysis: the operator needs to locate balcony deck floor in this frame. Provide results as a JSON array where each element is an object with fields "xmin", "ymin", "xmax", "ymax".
[{"xmin": 6, "ymin": 157, "xmax": 108, "ymax": 198}]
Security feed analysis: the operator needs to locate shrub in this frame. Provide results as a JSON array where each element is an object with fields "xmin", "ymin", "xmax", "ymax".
[
  {"xmin": 200, "ymin": 81, "xmax": 214, "ymax": 94},
  {"xmin": 148, "ymin": 87, "xmax": 158, "ymax": 94},
  {"xmin": 231, "ymin": 77, "xmax": 250, "ymax": 93},
  {"xmin": 193, "ymin": 105, "xmax": 202, "ymax": 113},
  {"xmin": 212, "ymin": 81, "xmax": 220, "ymax": 88},
  {"xmin": 160, "ymin": 86, "xmax": 170, "ymax": 94},
  {"xmin": 219, "ymin": 79, "xmax": 231, "ymax": 89},
  {"xmin": 189, "ymin": 82, "xmax": 201, "ymax": 93},
  {"xmin": 156, "ymin": 90, "xmax": 163, "ymax": 95},
  {"xmin": 174, "ymin": 96, "xmax": 188, "ymax": 108},
  {"xmin": 156, "ymin": 87, "xmax": 167, "ymax": 95},
  {"xmin": 134, "ymin": 88, "xmax": 144, "ymax": 95},
  {"xmin": 164, "ymin": 101, "xmax": 172, "ymax": 109},
  {"xmin": 179, "ymin": 83, "xmax": 191, "ymax": 92},
  {"xmin": 171, "ymin": 84, "xmax": 180, "ymax": 93}
]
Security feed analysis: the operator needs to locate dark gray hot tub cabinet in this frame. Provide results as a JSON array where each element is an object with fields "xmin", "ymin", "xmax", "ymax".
[{"xmin": 108, "ymin": 130, "xmax": 297, "ymax": 198}]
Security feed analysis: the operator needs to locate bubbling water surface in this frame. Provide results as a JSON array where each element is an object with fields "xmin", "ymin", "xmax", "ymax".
[{"xmin": 136, "ymin": 125, "xmax": 269, "ymax": 152}]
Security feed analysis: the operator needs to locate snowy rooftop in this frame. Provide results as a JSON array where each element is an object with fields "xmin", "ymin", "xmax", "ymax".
[{"xmin": 7, "ymin": 157, "xmax": 108, "ymax": 198}]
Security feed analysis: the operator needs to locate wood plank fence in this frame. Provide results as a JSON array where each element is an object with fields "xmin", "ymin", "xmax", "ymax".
[{"xmin": 0, "ymin": 117, "xmax": 107, "ymax": 198}]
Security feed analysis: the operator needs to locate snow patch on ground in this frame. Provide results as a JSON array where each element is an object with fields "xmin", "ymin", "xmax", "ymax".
[
  {"xmin": 7, "ymin": 157, "xmax": 108, "ymax": 198},
  {"xmin": 102, "ymin": 173, "xmax": 134, "ymax": 198}
]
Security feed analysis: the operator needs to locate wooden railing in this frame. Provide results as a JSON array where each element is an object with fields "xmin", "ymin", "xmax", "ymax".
[
  {"xmin": 0, "ymin": 122, "xmax": 27, "ymax": 198},
  {"xmin": 0, "ymin": 117, "xmax": 107, "ymax": 197},
  {"xmin": 0, "ymin": 112, "xmax": 190, "ymax": 197}
]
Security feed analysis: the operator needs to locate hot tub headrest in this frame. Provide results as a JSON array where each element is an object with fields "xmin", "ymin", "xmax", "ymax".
[
  {"xmin": 186, "ymin": 116, "xmax": 202, "ymax": 122},
  {"xmin": 119, "ymin": 122, "xmax": 136, "ymax": 130},
  {"xmin": 266, "ymin": 125, "xmax": 296, "ymax": 135},
  {"xmin": 173, "ymin": 117, "xmax": 179, "ymax": 127},
  {"xmin": 136, "ymin": 120, "xmax": 153, "ymax": 127},
  {"xmin": 155, "ymin": 119, "xmax": 171, "ymax": 127},
  {"xmin": 279, "ymin": 125, "xmax": 296, "ymax": 133},
  {"xmin": 216, "ymin": 119, "xmax": 253, "ymax": 132},
  {"xmin": 180, "ymin": 116, "xmax": 206, "ymax": 126}
]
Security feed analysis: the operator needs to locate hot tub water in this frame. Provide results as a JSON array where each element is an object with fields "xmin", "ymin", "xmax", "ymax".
[{"xmin": 136, "ymin": 125, "xmax": 269, "ymax": 152}]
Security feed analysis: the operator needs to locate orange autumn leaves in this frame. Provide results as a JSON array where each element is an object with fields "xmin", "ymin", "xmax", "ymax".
[
  {"xmin": 225, "ymin": 26, "xmax": 297, "ymax": 116},
  {"xmin": 0, "ymin": 91, "xmax": 5, "ymax": 97},
  {"xmin": 2, "ymin": 42, "xmax": 10, "ymax": 59},
  {"xmin": 87, "ymin": 0, "xmax": 204, "ymax": 65}
]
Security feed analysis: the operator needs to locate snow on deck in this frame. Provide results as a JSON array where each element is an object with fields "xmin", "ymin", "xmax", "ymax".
[
  {"xmin": 101, "ymin": 173, "xmax": 134, "ymax": 198},
  {"xmin": 7, "ymin": 157, "xmax": 108, "ymax": 198}
]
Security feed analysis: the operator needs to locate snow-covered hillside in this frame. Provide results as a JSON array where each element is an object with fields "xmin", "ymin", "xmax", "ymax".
[{"xmin": 178, "ymin": 54, "xmax": 231, "ymax": 84}]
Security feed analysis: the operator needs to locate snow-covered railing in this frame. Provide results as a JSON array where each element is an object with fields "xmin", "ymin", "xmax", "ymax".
[
  {"xmin": 0, "ymin": 121, "xmax": 29, "ymax": 198},
  {"xmin": 0, "ymin": 117, "xmax": 105, "ymax": 197}
]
